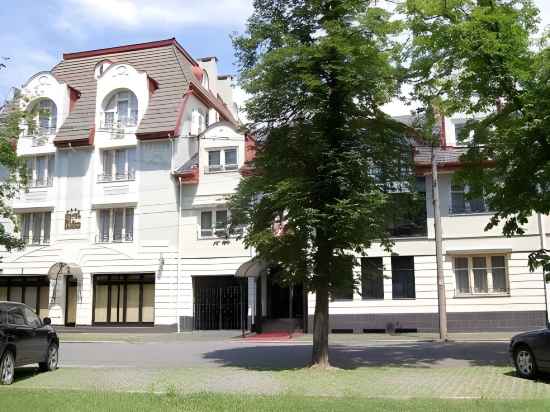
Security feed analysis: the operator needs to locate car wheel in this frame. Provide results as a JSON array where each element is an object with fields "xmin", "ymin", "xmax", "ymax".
[
  {"xmin": 0, "ymin": 350, "xmax": 15, "ymax": 385},
  {"xmin": 39, "ymin": 344, "xmax": 58, "ymax": 372},
  {"xmin": 515, "ymin": 345, "xmax": 537, "ymax": 379}
]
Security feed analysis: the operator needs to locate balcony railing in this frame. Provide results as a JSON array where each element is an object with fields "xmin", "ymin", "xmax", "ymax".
[
  {"xmin": 204, "ymin": 163, "xmax": 239, "ymax": 174},
  {"xmin": 95, "ymin": 232, "xmax": 134, "ymax": 244},
  {"xmin": 450, "ymin": 202, "xmax": 490, "ymax": 215},
  {"xmin": 454, "ymin": 287, "xmax": 510, "ymax": 297},
  {"xmin": 26, "ymin": 176, "xmax": 54, "ymax": 189},
  {"xmin": 97, "ymin": 172, "xmax": 135, "ymax": 183},
  {"xmin": 100, "ymin": 112, "xmax": 138, "ymax": 130},
  {"xmin": 21, "ymin": 235, "xmax": 51, "ymax": 246},
  {"xmin": 200, "ymin": 226, "xmax": 244, "ymax": 239}
]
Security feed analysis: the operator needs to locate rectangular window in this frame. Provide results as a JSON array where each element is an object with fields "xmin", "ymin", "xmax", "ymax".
[
  {"xmin": 97, "ymin": 208, "xmax": 134, "ymax": 243},
  {"xmin": 391, "ymin": 256, "xmax": 415, "ymax": 299},
  {"xmin": 224, "ymin": 149, "xmax": 238, "ymax": 170},
  {"xmin": 361, "ymin": 257, "xmax": 384, "ymax": 299},
  {"xmin": 199, "ymin": 209, "xmax": 238, "ymax": 238},
  {"xmin": 332, "ymin": 257, "xmax": 354, "ymax": 301},
  {"xmin": 453, "ymin": 255, "xmax": 509, "ymax": 296},
  {"xmin": 23, "ymin": 155, "xmax": 55, "ymax": 188},
  {"xmin": 99, "ymin": 148, "xmax": 136, "ymax": 182},
  {"xmin": 451, "ymin": 184, "xmax": 488, "ymax": 214},
  {"xmin": 206, "ymin": 148, "xmax": 238, "ymax": 173},
  {"xmin": 19, "ymin": 212, "xmax": 51, "ymax": 245}
]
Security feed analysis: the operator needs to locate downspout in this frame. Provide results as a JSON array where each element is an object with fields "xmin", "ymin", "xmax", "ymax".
[{"xmin": 177, "ymin": 176, "xmax": 182, "ymax": 333}]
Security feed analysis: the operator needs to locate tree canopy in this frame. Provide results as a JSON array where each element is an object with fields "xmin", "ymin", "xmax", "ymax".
[
  {"xmin": 230, "ymin": 0, "xmax": 425, "ymax": 366},
  {"xmin": 403, "ymin": 0, "xmax": 549, "ymax": 270}
]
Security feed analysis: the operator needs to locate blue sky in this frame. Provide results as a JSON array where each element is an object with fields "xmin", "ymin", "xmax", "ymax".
[{"xmin": 1, "ymin": 0, "xmax": 549, "ymax": 108}]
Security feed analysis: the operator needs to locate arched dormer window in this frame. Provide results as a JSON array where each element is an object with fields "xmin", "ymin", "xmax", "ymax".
[
  {"xmin": 101, "ymin": 89, "xmax": 138, "ymax": 129},
  {"xmin": 202, "ymin": 70, "xmax": 209, "ymax": 90},
  {"xmin": 29, "ymin": 98, "xmax": 57, "ymax": 137}
]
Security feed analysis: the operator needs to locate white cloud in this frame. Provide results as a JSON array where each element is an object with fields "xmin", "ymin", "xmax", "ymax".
[{"xmin": 57, "ymin": 0, "xmax": 253, "ymax": 31}]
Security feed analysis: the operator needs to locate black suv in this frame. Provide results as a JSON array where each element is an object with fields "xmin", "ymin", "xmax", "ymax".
[{"xmin": 0, "ymin": 301, "xmax": 59, "ymax": 385}]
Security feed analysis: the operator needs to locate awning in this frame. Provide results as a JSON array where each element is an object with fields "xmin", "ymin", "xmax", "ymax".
[{"xmin": 235, "ymin": 258, "xmax": 269, "ymax": 278}]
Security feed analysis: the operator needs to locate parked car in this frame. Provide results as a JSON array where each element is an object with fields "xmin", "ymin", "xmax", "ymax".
[
  {"xmin": 0, "ymin": 301, "xmax": 59, "ymax": 385},
  {"xmin": 510, "ymin": 329, "xmax": 550, "ymax": 379}
]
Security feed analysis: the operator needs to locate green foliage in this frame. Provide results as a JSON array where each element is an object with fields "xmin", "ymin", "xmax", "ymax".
[
  {"xmin": 230, "ymin": 0, "xmax": 421, "ymax": 293},
  {"xmin": 403, "ymin": 0, "xmax": 549, "ymax": 271},
  {"xmin": 0, "ymin": 89, "xmax": 38, "ymax": 251}
]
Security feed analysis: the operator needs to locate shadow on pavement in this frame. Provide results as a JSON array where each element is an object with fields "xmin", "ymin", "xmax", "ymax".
[{"xmin": 202, "ymin": 341, "xmax": 511, "ymax": 370}]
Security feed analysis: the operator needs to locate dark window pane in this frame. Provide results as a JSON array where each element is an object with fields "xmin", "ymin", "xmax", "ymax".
[
  {"xmin": 392, "ymin": 256, "xmax": 415, "ymax": 299},
  {"xmin": 332, "ymin": 257, "xmax": 354, "ymax": 300},
  {"xmin": 361, "ymin": 257, "xmax": 383, "ymax": 299}
]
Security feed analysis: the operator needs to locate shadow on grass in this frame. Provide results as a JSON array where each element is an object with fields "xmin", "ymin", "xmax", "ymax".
[
  {"xmin": 12, "ymin": 366, "xmax": 45, "ymax": 384},
  {"xmin": 202, "ymin": 341, "xmax": 511, "ymax": 371}
]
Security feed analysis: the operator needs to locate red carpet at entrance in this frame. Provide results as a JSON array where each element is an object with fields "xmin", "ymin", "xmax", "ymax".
[{"xmin": 244, "ymin": 332, "xmax": 302, "ymax": 341}]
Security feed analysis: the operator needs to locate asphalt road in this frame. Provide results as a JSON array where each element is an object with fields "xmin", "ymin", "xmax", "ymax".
[{"xmin": 58, "ymin": 340, "xmax": 512, "ymax": 370}]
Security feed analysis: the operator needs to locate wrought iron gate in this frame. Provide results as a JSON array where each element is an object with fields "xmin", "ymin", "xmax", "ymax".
[{"xmin": 193, "ymin": 277, "xmax": 247, "ymax": 330}]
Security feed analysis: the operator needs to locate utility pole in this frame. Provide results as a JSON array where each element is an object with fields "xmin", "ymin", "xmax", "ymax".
[
  {"xmin": 431, "ymin": 146, "xmax": 448, "ymax": 341},
  {"xmin": 537, "ymin": 213, "xmax": 549, "ymax": 327}
]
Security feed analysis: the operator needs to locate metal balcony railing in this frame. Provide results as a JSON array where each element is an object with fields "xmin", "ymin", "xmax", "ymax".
[
  {"xmin": 200, "ymin": 226, "xmax": 244, "ymax": 239},
  {"xmin": 95, "ymin": 232, "xmax": 134, "ymax": 244},
  {"xmin": 97, "ymin": 172, "xmax": 135, "ymax": 183},
  {"xmin": 21, "ymin": 235, "xmax": 51, "ymax": 246},
  {"xmin": 204, "ymin": 163, "xmax": 239, "ymax": 174},
  {"xmin": 454, "ymin": 286, "xmax": 510, "ymax": 296},
  {"xmin": 450, "ymin": 202, "xmax": 490, "ymax": 214},
  {"xmin": 100, "ymin": 112, "xmax": 138, "ymax": 130},
  {"xmin": 27, "ymin": 176, "xmax": 54, "ymax": 188}
]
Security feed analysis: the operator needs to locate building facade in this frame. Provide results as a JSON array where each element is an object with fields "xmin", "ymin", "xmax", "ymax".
[{"xmin": 1, "ymin": 39, "xmax": 547, "ymax": 333}]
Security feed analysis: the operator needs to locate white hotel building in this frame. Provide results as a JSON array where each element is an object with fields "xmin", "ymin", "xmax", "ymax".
[{"xmin": 0, "ymin": 39, "xmax": 547, "ymax": 333}]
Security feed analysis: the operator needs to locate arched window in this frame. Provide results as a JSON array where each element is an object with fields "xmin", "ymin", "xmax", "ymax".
[
  {"xmin": 33, "ymin": 99, "xmax": 57, "ymax": 135},
  {"xmin": 202, "ymin": 70, "xmax": 209, "ymax": 90},
  {"xmin": 102, "ymin": 89, "xmax": 138, "ymax": 129}
]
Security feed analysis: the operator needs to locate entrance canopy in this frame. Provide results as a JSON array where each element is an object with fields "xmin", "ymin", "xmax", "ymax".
[
  {"xmin": 48, "ymin": 262, "xmax": 82, "ymax": 281},
  {"xmin": 235, "ymin": 258, "xmax": 268, "ymax": 278}
]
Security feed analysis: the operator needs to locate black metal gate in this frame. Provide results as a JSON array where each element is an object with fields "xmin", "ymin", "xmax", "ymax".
[{"xmin": 193, "ymin": 276, "xmax": 247, "ymax": 330}]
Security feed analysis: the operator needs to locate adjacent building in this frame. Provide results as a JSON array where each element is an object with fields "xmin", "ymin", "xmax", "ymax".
[{"xmin": 1, "ymin": 39, "xmax": 547, "ymax": 333}]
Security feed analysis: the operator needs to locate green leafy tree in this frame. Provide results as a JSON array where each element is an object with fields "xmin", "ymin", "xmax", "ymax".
[
  {"xmin": 403, "ymin": 0, "xmax": 549, "ymax": 271},
  {"xmin": 0, "ymin": 87, "xmax": 37, "ymax": 251},
  {"xmin": 230, "ymin": 0, "xmax": 423, "ymax": 366}
]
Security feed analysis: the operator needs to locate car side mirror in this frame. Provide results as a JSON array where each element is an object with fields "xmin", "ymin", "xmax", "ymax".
[{"xmin": 43, "ymin": 317, "xmax": 51, "ymax": 326}]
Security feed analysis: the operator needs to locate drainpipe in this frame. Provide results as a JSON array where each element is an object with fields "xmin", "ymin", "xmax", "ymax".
[
  {"xmin": 176, "ymin": 176, "xmax": 182, "ymax": 333},
  {"xmin": 537, "ymin": 213, "xmax": 549, "ymax": 327}
]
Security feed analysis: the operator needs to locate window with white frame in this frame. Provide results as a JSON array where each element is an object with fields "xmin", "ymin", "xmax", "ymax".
[
  {"xmin": 199, "ymin": 209, "xmax": 243, "ymax": 238},
  {"xmin": 453, "ymin": 255, "xmax": 508, "ymax": 295},
  {"xmin": 99, "ymin": 147, "xmax": 136, "ymax": 182},
  {"xmin": 450, "ymin": 184, "xmax": 489, "ymax": 214},
  {"xmin": 29, "ymin": 99, "xmax": 57, "ymax": 137},
  {"xmin": 97, "ymin": 208, "xmax": 134, "ymax": 243},
  {"xmin": 24, "ymin": 155, "xmax": 55, "ymax": 188},
  {"xmin": 190, "ymin": 108, "xmax": 207, "ymax": 135},
  {"xmin": 202, "ymin": 70, "xmax": 210, "ymax": 90},
  {"xmin": 19, "ymin": 212, "xmax": 51, "ymax": 245},
  {"xmin": 102, "ymin": 90, "xmax": 138, "ymax": 129},
  {"xmin": 206, "ymin": 148, "xmax": 238, "ymax": 173}
]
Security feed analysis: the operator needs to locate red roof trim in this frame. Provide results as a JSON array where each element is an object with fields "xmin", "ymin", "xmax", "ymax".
[
  {"xmin": 188, "ymin": 82, "xmax": 237, "ymax": 126},
  {"xmin": 136, "ymin": 130, "xmax": 175, "ymax": 141},
  {"xmin": 63, "ymin": 38, "xmax": 199, "ymax": 66}
]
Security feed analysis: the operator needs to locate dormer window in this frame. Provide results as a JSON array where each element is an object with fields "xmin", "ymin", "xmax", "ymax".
[
  {"xmin": 102, "ymin": 90, "xmax": 138, "ymax": 130},
  {"xmin": 191, "ymin": 108, "xmax": 207, "ymax": 135},
  {"xmin": 202, "ymin": 70, "xmax": 210, "ymax": 90},
  {"xmin": 27, "ymin": 99, "xmax": 57, "ymax": 138}
]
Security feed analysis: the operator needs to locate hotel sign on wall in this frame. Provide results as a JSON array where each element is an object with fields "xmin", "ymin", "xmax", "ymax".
[{"xmin": 65, "ymin": 209, "xmax": 81, "ymax": 230}]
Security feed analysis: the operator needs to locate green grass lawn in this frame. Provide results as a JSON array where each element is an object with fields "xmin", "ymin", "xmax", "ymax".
[{"xmin": 2, "ymin": 390, "xmax": 550, "ymax": 412}]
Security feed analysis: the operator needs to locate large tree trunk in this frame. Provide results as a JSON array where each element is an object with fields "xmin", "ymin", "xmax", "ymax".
[{"xmin": 311, "ymin": 276, "xmax": 330, "ymax": 368}]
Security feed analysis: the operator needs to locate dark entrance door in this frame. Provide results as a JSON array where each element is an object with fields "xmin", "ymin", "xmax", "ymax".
[
  {"xmin": 65, "ymin": 277, "xmax": 77, "ymax": 326},
  {"xmin": 193, "ymin": 276, "xmax": 247, "ymax": 330},
  {"xmin": 267, "ymin": 281, "xmax": 304, "ymax": 319}
]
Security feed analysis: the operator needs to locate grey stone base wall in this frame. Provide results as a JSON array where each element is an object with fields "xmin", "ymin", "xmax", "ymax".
[
  {"xmin": 307, "ymin": 311, "xmax": 547, "ymax": 333},
  {"xmin": 179, "ymin": 316, "xmax": 194, "ymax": 331}
]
